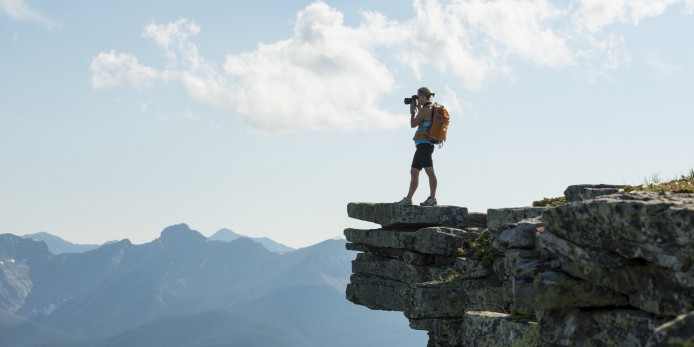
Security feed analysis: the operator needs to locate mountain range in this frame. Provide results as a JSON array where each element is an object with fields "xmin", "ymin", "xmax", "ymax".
[
  {"xmin": 23, "ymin": 228, "xmax": 295, "ymax": 255},
  {"xmin": 0, "ymin": 224, "xmax": 426, "ymax": 347}
]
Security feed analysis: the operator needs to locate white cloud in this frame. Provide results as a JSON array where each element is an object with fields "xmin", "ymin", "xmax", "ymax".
[
  {"xmin": 387, "ymin": 0, "xmax": 628, "ymax": 88},
  {"xmin": 90, "ymin": 50, "xmax": 170, "ymax": 89},
  {"xmin": 143, "ymin": 19, "xmax": 201, "ymax": 67},
  {"xmin": 90, "ymin": 0, "xmax": 692, "ymax": 132},
  {"xmin": 0, "ymin": 0, "xmax": 59, "ymax": 29},
  {"xmin": 573, "ymin": 0, "xmax": 684, "ymax": 32},
  {"xmin": 223, "ymin": 2, "xmax": 401, "ymax": 131}
]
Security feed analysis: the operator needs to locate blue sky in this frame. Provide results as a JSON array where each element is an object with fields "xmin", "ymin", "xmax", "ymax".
[{"xmin": 2, "ymin": 0, "xmax": 693, "ymax": 248}]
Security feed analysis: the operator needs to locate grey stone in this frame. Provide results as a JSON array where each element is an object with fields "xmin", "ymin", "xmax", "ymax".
[
  {"xmin": 537, "ymin": 230, "xmax": 694, "ymax": 316},
  {"xmin": 346, "ymin": 273, "xmax": 409, "ymax": 311},
  {"xmin": 647, "ymin": 311, "xmax": 694, "ymax": 346},
  {"xmin": 542, "ymin": 191, "xmax": 694, "ymax": 271},
  {"xmin": 454, "ymin": 257, "xmax": 491, "ymax": 279},
  {"xmin": 405, "ymin": 280, "xmax": 504, "ymax": 319},
  {"xmin": 344, "ymin": 192, "xmax": 694, "ymax": 346},
  {"xmin": 454, "ymin": 311, "xmax": 540, "ymax": 347},
  {"xmin": 403, "ymin": 250, "xmax": 435, "ymax": 266},
  {"xmin": 503, "ymin": 249, "xmax": 539, "ymax": 278},
  {"xmin": 492, "ymin": 219, "xmax": 542, "ymax": 250},
  {"xmin": 344, "ymin": 242, "xmax": 406, "ymax": 258},
  {"xmin": 539, "ymin": 308, "xmax": 664, "ymax": 347},
  {"xmin": 408, "ymin": 318, "xmax": 438, "ymax": 331},
  {"xmin": 351, "ymin": 252, "xmax": 444, "ymax": 284},
  {"xmin": 464, "ymin": 212, "xmax": 487, "ymax": 228},
  {"xmin": 430, "ymin": 319, "xmax": 465, "ymax": 347},
  {"xmin": 563, "ymin": 184, "xmax": 626, "ymax": 202},
  {"xmin": 414, "ymin": 227, "xmax": 477, "ymax": 256},
  {"xmin": 487, "ymin": 207, "xmax": 546, "ymax": 231},
  {"xmin": 514, "ymin": 270, "xmax": 629, "ymax": 311},
  {"xmin": 347, "ymin": 202, "xmax": 468, "ymax": 228},
  {"xmin": 510, "ymin": 279, "xmax": 536, "ymax": 317},
  {"xmin": 344, "ymin": 228, "xmax": 415, "ymax": 250}
]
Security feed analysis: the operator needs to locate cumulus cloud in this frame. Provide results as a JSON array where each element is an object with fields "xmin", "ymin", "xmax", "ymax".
[
  {"xmin": 90, "ymin": 50, "xmax": 171, "ymax": 89},
  {"xmin": 0, "ymin": 0, "xmax": 59, "ymax": 29},
  {"xmin": 90, "ymin": 0, "xmax": 692, "ymax": 132},
  {"xmin": 223, "ymin": 2, "xmax": 401, "ymax": 131}
]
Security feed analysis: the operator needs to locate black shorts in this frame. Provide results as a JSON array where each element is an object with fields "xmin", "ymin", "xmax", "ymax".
[{"xmin": 411, "ymin": 143, "xmax": 434, "ymax": 170}]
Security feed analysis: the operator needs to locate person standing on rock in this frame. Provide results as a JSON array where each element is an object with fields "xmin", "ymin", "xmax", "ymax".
[{"xmin": 398, "ymin": 86, "xmax": 438, "ymax": 207}]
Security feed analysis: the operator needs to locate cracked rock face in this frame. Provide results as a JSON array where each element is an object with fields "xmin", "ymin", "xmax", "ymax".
[
  {"xmin": 541, "ymin": 192, "xmax": 694, "ymax": 316},
  {"xmin": 344, "ymin": 192, "xmax": 694, "ymax": 347}
]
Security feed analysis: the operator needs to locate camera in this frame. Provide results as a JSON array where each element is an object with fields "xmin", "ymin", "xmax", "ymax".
[{"xmin": 403, "ymin": 95, "xmax": 418, "ymax": 105}]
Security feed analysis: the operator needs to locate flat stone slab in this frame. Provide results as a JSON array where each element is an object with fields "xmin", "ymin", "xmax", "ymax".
[
  {"xmin": 347, "ymin": 202, "xmax": 468, "ymax": 228},
  {"xmin": 345, "ymin": 227, "xmax": 478, "ymax": 257},
  {"xmin": 564, "ymin": 184, "xmax": 626, "ymax": 202},
  {"xmin": 352, "ymin": 252, "xmax": 445, "ymax": 284},
  {"xmin": 405, "ymin": 279, "xmax": 504, "ymax": 319},
  {"xmin": 344, "ymin": 228, "xmax": 415, "ymax": 250},
  {"xmin": 487, "ymin": 207, "xmax": 546, "ymax": 231}
]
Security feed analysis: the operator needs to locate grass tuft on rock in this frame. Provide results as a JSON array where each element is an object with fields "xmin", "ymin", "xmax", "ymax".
[
  {"xmin": 532, "ymin": 196, "xmax": 568, "ymax": 207},
  {"xmin": 623, "ymin": 169, "xmax": 694, "ymax": 194},
  {"xmin": 457, "ymin": 229, "xmax": 502, "ymax": 267}
]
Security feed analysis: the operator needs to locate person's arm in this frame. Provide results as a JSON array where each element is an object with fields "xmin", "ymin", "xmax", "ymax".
[{"xmin": 410, "ymin": 104, "xmax": 423, "ymax": 128}]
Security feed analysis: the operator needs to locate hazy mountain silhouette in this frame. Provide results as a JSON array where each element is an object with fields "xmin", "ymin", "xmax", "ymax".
[
  {"xmin": 22, "ymin": 232, "xmax": 105, "ymax": 254},
  {"xmin": 0, "ymin": 309, "xmax": 76, "ymax": 347},
  {"xmin": 209, "ymin": 228, "xmax": 295, "ymax": 253},
  {"xmin": 0, "ymin": 224, "xmax": 427, "ymax": 347}
]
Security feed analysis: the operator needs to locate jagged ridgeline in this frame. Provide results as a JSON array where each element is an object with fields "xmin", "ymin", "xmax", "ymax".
[{"xmin": 344, "ymin": 185, "xmax": 694, "ymax": 347}]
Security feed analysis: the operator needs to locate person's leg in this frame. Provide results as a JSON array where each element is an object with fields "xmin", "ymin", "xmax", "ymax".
[
  {"xmin": 406, "ymin": 167, "xmax": 420, "ymax": 200},
  {"xmin": 423, "ymin": 166, "xmax": 437, "ymax": 199}
]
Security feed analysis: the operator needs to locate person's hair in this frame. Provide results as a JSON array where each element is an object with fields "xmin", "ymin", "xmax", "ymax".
[{"xmin": 417, "ymin": 86, "xmax": 435, "ymax": 98}]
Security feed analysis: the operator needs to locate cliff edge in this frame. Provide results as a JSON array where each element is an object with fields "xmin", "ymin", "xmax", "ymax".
[{"xmin": 344, "ymin": 188, "xmax": 694, "ymax": 346}]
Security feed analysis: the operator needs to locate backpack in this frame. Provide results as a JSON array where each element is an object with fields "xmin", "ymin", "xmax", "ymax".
[{"xmin": 428, "ymin": 104, "xmax": 450, "ymax": 147}]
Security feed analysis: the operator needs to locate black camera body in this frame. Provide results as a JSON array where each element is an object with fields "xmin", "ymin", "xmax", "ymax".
[{"xmin": 403, "ymin": 95, "xmax": 418, "ymax": 105}]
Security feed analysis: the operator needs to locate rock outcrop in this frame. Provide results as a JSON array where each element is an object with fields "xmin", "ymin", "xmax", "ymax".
[{"xmin": 345, "ymin": 188, "xmax": 694, "ymax": 346}]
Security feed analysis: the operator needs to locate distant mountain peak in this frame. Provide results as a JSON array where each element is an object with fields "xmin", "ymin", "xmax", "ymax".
[
  {"xmin": 209, "ymin": 228, "xmax": 295, "ymax": 253},
  {"xmin": 22, "ymin": 232, "xmax": 103, "ymax": 255},
  {"xmin": 209, "ymin": 228, "xmax": 242, "ymax": 241},
  {"xmin": 160, "ymin": 224, "xmax": 206, "ymax": 244}
]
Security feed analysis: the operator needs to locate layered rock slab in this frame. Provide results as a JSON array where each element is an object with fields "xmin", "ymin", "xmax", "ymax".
[
  {"xmin": 541, "ymin": 192, "xmax": 694, "ymax": 316},
  {"xmin": 347, "ymin": 203, "xmax": 468, "ymax": 228}
]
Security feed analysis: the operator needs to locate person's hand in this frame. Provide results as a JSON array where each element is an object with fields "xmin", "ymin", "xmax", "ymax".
[{"xmin": 410, "ymin": 103, "xmax": 417, "ymax": 115}]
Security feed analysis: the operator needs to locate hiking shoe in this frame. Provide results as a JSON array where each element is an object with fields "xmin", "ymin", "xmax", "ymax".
[
  {"xmin": 420, "ymin": 197, "xmax": 437, "ymax": 206},
  {"xmin": 397, "ymin": 197, "xmax": 412, "ymax": 206}
]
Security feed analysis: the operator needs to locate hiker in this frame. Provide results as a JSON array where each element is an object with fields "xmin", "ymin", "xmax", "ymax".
[{"xmin": 398, "ymin": 86, "xmax": 438, "ymax": 207}]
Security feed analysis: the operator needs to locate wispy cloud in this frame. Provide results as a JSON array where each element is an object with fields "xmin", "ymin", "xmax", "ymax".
[
  {"xmin": 0, "ymin": 0, "xmax": 59, "ymax": 29},
  {"xmin": 90, "ymin": 50, "xmax": 173, "ymax": 89},
  {"xmin": 572, "ymin": 0, "xmax": 682, "ymax": 32},
  {"xmin": 90, "ymin": 0, "xmax": 692, "ymax": 132}
]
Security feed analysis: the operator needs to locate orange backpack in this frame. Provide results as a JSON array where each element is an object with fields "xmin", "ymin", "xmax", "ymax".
[{"xmin": 428, "ymin": 104, "xmax": 450, "ymax": 147}]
